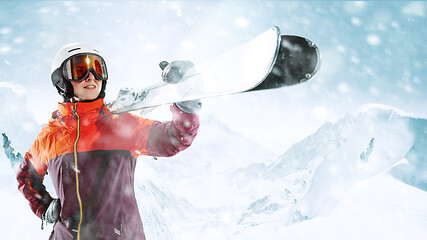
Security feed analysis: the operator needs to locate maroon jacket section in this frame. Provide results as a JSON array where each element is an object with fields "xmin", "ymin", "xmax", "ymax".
[{"xmin": 47, "ymin": 150, "xmax": 144, "ymax": 239}]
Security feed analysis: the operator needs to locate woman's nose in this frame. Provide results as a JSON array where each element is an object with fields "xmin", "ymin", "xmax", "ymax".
[{"xmin": 85, "ymin": 72, "xmax": 95, "ymax": 81}]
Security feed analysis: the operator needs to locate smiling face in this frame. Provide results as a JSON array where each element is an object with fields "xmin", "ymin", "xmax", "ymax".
[{"xmin": 70, "ymin": 72, "xmax": 103, "ymax": 102}]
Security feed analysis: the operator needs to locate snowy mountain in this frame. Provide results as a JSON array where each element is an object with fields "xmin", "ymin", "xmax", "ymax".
[
  {"xmin": 292, "ymin": 104, "xmax": 425, "ymax": 218},
  {"xmin": 135, "ymin": 179, "xmax": 198, "ymax": 239},
  {"xmin": 2, "ymin": 81, "xmax": 426, "ymax": 239},
  {"xmin": 230, "ymin": 104, "xmax": 427, "ymax": 239}
]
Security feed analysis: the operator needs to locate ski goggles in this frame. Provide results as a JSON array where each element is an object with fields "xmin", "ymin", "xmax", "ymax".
[{"xmin": 62, "ymin": 54, "xmax": 108, "ymax": 81}]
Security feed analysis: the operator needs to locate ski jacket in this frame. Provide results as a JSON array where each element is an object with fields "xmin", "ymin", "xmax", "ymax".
[{"xmin": 16, "ymin": 98, "xmax": 199, "ymax": 240}]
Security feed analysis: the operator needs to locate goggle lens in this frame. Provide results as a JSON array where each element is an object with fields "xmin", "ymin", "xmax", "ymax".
[{"xmin": 64, "ymin": 54, "xmax": 107, "ymax": 81}]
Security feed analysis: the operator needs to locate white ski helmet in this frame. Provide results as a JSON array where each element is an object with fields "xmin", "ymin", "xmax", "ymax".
[{"xmin": 51, "ymin": 43, "xmax": 108, "ymax": 101}]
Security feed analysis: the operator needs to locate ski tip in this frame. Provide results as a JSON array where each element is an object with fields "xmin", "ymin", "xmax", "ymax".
[
  {"xmin": 251, "ymin": 34, "xmax": 321, "ymax": 91},
  {"xmin": 281, "ymin": 35, "xmax": 321, "ymax": 84}
]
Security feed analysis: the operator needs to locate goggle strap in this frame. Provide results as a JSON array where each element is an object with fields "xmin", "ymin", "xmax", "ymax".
[{"xmin": 65, "ymin": 60, "xmax": 72, "ymax": 80}]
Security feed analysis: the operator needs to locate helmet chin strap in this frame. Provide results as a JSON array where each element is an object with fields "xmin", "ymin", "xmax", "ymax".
[{"xmin": 70, "ymin": 95, "xmax": 102, "ymax": 103}]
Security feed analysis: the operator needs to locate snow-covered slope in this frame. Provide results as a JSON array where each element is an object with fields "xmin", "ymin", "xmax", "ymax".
[
  {"xmin": 135, "ymin": 179, "xmax": 198, "ymax": 239},
  {"xmin": 2, "ymin": 80, "xmax": 426, "ymax": 240},
  {"xmin": 232, "ymin": 104, "xmax": 427, "ymax": 239},
  {"xmin": 267, "ymin": 173, "xmax": 427, "ymax": 240},
  {"xmin": 293, "ymin": 105, "xmax": 423, "ymax": 218}
]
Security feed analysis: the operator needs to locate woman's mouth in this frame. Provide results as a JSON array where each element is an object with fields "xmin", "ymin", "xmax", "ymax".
[{"xmin": 84, "ymin": 85, "xmax": 96, "ymax": 89}]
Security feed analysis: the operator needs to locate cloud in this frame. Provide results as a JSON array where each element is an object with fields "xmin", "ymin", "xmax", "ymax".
[{"xmin": 402, "ymin": 2, "xmax": 425, "ymax": 17}]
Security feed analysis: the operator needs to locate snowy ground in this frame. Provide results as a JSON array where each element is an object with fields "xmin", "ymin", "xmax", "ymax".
[{"xmin": 274, "ymin": 174, "xmax": 427, "ymax": 240}]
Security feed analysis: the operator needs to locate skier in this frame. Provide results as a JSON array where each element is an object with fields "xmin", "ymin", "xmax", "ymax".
[{"xmin": 16, "ymin": 43, "xmax": 201, "ymax": 239}]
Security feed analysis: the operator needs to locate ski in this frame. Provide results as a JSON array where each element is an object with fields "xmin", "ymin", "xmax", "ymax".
[{"xmin": 107, "ymin": 26, "xmax": 320, "ymax": 114}]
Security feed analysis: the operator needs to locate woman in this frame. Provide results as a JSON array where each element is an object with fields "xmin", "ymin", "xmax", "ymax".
[{"xmin": 16, "ymin": 43, "xmax": 200, "ymax": 239}]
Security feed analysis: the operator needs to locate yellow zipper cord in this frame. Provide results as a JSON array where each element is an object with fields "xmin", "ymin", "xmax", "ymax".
[{"xmin": 73, "ymin": 103, "xmax": 83, "ymax": 240}]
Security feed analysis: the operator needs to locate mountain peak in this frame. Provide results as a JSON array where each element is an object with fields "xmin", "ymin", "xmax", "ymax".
[{"xmin": 357, "ymin": 103, "xmax": 420, "ymax": 119}]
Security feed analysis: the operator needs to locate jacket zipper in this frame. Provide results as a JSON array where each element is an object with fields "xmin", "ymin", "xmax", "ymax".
[
  {"xmin": 121, "ymin": 223, "xmax": 126, "ymax": 240},
  {"xmin": 114, "ymin": 223, "xmax": 126, "ymax": 239},
  {"xmin": 73, "ymin": 103, "xmax": 84, "ymax": 240}
]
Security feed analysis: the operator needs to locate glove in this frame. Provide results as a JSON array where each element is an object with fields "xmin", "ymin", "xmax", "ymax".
[
  {"xmin": 160, "ymin": 60, "xmax": 202, "ymax": 113},
  {"xmin": 42, "ymin": 198, "xmax": 61, "ymax": 224},
  {"xmin": 160, "ymin": 60, "xmax": 195, "ymax": 84}
]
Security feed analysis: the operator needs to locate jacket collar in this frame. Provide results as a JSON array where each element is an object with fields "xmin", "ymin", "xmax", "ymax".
[{"xmin": 57, "ymin": 98, "xmax": 110, "ymax": 118}]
